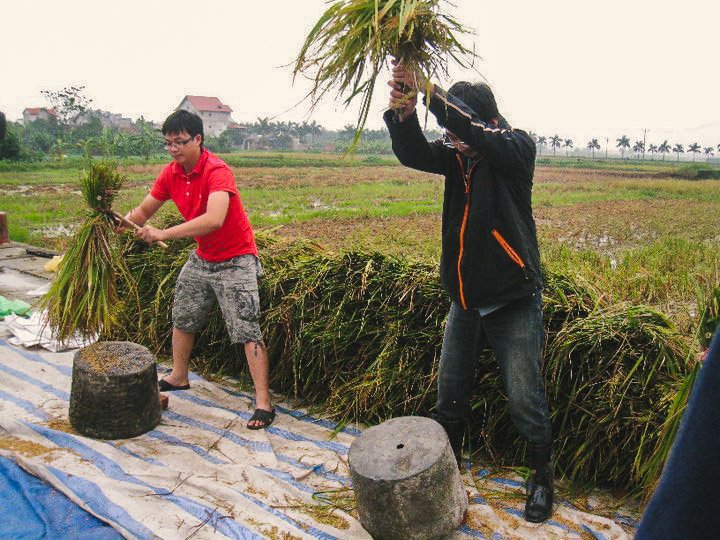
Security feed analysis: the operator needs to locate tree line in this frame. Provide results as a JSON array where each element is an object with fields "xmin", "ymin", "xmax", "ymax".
[
  {"xmin": 0, "ymin": 85, "xmax": 716, "ymax": 162},
  {"xmin": 531, "ymin": 133, "xmax": 717, "ymax": 162}
]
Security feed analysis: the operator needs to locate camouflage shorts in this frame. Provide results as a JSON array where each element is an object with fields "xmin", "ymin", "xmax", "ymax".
[{"xmin": 173, "ymin": 252, "xmax": 264, "ymax": 344}]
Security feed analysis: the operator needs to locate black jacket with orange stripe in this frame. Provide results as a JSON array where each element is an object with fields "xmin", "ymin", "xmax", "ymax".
[{"xmin": 384, "ymin": 87, "xmax": 542, "ymax": 310}]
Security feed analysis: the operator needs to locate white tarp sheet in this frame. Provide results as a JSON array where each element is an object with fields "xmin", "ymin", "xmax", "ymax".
[
  {"xmin": 0, "ymin": 337, "xmax": 637, "ymax": 539},
  {"xmin": 4, "ymin": 311, "xmax": 95, "ymax": 351}
]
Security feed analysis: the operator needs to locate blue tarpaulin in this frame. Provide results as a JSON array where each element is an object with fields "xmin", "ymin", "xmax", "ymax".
[{"xmin": 0, "ymin": 455, "xmax": 120, "ymax": 539}]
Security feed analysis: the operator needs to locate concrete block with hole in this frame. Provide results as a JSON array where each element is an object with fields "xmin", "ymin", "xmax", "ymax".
[{"xmin": 349, "ymin": 415, "xmax": 468, "ymax": 539}]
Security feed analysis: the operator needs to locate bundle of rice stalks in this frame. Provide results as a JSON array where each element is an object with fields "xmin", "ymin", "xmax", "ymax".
[
  {"xmin": 637, "ymin": 357, "xmax": 698, "ymax": 501},
  {"xmin": 105, "ymin": 231, "xmax": 694, "ymax": 493},
  {"xmin": 293, "ymin": 0, "xmax": 477, "ymax": 152},
  {"xmin": 541, "ymin": 271, "xmax": 599, "ymax": 345},
  {"xmin": 42, "ymin": 162, "xmax": 135, "ymax": 342},
  {"xmin": 111, "ymin": 213, "xmax": 193, "ymax": 351},
  {"xmin": 263, "ymin": 249, "xmax": 449, "ymax": 422},
  {"xmin": 473, "ymin": 302, "xmax": 693, "ymax": 496},
  {"xmin": 543, "ymin": 304, "xmax": 691, "ymax": 494}
]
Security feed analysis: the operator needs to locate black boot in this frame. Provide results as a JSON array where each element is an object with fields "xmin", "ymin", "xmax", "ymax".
[
  {"xmin": 431, "ymin": 415, "xmax": 465, "ymax": 468},
  {"xmin": 524, "ymin": 462, "xmax": 554, "ymax": 523}
]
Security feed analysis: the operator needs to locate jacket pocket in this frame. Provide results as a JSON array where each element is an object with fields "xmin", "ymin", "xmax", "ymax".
[{"xmin": 491, "ymin": 229, "xmax": 527, "ymax": 271}]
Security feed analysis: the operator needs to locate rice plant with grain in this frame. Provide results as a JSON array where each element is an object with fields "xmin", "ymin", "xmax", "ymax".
[
  {"xmin": 294, "ymin": 0, "xmax": 477, "ymax": 151},
  {"xmin": 103, "ymin": 222, "xmax": 697, "ymax": 497},
  {"xmin": 41, "ymin": 161, "xmax": 137, "ymax": 342}
]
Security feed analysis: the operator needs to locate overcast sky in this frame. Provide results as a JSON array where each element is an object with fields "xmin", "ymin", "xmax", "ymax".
[{"xmin": 3, "ymin": 0, "xmax": 718, "ymax": 146}]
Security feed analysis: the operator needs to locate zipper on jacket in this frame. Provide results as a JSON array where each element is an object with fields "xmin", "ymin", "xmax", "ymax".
[
  {"xmin": 455, "ymin": 154, "xmax": 481, "ymax": 310},
  {"xmin": 491, "ymin": 229, "xmax": 529, "ymax": 280}
]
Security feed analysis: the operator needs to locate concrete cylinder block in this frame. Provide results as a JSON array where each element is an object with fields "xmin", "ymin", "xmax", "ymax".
[
  {"xmin": 349, "ymin": 416, "xmax": 468, "ymax": 539},
  {"xmin": 69, "ymin": 341, "xmax": 161, "ymax": 439}
]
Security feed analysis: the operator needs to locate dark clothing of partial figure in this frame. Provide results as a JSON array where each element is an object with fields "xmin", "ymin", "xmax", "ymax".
[{"xmin": 635, "ymin": 326, "xmax": 720, "ymax": 540}]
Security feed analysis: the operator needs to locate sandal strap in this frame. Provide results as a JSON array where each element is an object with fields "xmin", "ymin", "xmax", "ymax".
[{"xmin": 248, "ymin": 408, "xmax": 276, "ymax": 427}]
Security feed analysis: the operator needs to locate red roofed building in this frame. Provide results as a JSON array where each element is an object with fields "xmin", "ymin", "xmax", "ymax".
[
  {"xmin": 176, "ymin": 96, "xmax": 234, "ymax": 137},
  {"xmin": 22, "ymin": 107, "xmax": 57, "ymax": 125}
]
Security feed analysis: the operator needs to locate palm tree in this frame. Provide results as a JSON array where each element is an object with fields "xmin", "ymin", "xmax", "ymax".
[
  {"xmin": 549, "ymin": 135, "xmax": 561, "ymax": 157},
  {"xmin": 658, "ymin": 140, "xmax": 671, "ymax": 161},
  {"xmin": 254, "ymin": 117, "xmax": 273, "ymax": 138},
  {"xmin": 563, "ymin": 138, "xmax": 574, "ymax": 156},
  {"xmin": 308, "ymin": 120, "xmax": 324, "ymax": 146},
  {"xmin": 688, "ymin": 142, "xmax": 701, "ymax": 162},
  {"xmin": 616, "ymin": 135, "xmax": 630, "ymax": 159},
  {"xmin": 673, "ymin": 143, "xmax": 684, "ymax": 162},
  {"xmin": 297, "ymin": 121, "xmax": 311, "ymax": 144},
  {"xmin": 50, "ymin": 138, "xmax": 66, "ymax": 161},
  {"xmin": 586, "ymin": 138, "xmax": 600, "ymax": 158},
  {"xmin": 632, "ymin": 140, "xmax": 645, "ymax": 159},
  {"xmin": 704, "ymin": 147, "xmax": 715, "ymax": 162},
  {"xmin": 340, "ymin": 124, "xmax": 356, "ymax": 141},
  {"xmin": 536, "ymin": 136, "xmax": 547, "ymax": 156},
  {"xmin": 647, "ymin": 144, "xmax": 658, "ymax": 160}
]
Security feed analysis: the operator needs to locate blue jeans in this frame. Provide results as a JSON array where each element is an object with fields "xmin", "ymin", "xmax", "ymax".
[{"xmin": 436, "ymin": 293, "xmax": 553, "ymax": 466}]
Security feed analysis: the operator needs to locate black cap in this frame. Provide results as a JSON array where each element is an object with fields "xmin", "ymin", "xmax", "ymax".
[{"xmin": 448, "ymin": 81, "xmax": 509, "ymax": 129}]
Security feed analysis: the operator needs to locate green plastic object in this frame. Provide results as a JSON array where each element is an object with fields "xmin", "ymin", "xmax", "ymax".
[{"xmin": 0, "ymin": 296, "xmax": 32, "ymax": 318}]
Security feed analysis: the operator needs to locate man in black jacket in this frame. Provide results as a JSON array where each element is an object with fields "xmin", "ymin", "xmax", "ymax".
[{"xmin": 385, "ymin": 63, "xmax": 553, "ymax": 523}]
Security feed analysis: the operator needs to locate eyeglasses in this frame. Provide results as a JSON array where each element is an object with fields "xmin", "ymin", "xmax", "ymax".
[
  {"xmin": 163, "ymin": 137, "xmax": 194, "ymax": 150},
  {"xmin": 442, "ymin": 131, "xmax": 467, "ymax": 148}
]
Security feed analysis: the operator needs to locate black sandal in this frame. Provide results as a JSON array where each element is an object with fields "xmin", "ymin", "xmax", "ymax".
[
  {"xmin": 158, "ymin": 378, "xmax": 190, "ymax": 391},
  {"xmin": 247, "ymin": 408, "xmax": 276, "ymax": 430}
]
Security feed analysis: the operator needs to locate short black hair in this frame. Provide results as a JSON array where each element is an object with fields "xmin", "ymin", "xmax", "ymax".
[
  {"xmin": 448, "ymin": 81, "xmax": 509, "ymax": 128},
  {"xmin": 162, "ymin": 109, "xmax": 204, "ymax": 145}
]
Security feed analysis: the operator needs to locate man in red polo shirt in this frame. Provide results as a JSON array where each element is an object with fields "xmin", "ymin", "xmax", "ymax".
[{"xmin": 123, "ymin": 109, "xmax": 274, "ymax": 430}]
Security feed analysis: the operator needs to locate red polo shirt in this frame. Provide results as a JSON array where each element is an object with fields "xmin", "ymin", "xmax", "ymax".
[{"xmin": 150, "ymin": 149, "xmax": 258, "ymax": 262}]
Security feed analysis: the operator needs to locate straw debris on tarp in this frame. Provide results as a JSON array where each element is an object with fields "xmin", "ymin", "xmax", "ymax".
[{"xmin": 106, "ymin": 223, "xmax": 695, "ymax": 497}]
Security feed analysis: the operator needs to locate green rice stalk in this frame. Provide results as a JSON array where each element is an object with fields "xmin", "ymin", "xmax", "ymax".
[
  {"xmin": 637, "ymin": 356, "xmax": 698, "ymax": 501},
  {"xmin": 294, "ymin": 0, "xmax": 477, "ymax": 153},
  {"xmin": 41, "ymin": 162, "xmax": 136, "ymax": 342},
  {"xmin": 540, "ymin": 304, "xmax": 691, "ymax": 495},
  {"xmin": 697, "ymin": 286, "xmax": 720, "ymax": 348},
  {"xmin": 105, "ymin": 230, "xmax": 695, "ymax": 495}
]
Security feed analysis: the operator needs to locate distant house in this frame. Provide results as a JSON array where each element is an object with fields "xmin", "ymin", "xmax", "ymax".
[
  {"xmin": 77, "ymin": 109, "xmax": 134, "ymax": 131},
  {"xmin": 22, "ymin": 107, "xmax": 57, "ymax": 124},
  {"xmin": 176, "ymin": 96, "xmax": 234, "ymax": 137}
]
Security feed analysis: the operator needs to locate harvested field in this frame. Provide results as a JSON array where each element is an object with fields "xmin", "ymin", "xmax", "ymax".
[{"xmin": 1, "ymin": 158, "xmax": 718, "ymax": 327}]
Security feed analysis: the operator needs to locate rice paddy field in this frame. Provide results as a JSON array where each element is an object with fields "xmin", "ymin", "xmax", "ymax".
[
  {"xmin": 3, "ymin": 154, "xmax": 718, "ymax": 331},
  {"xmin": 2, "ymin": 152, "xmax": 720, "ymax": 497}
]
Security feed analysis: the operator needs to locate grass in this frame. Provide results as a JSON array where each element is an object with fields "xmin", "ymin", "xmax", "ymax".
[
  {"xmin": 246, "ymin": 180, "xmax": 442, "ymax": 226},
  {"xmin": 535, "ymin": 156, "xmax": 720, "ymax": 177}
]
